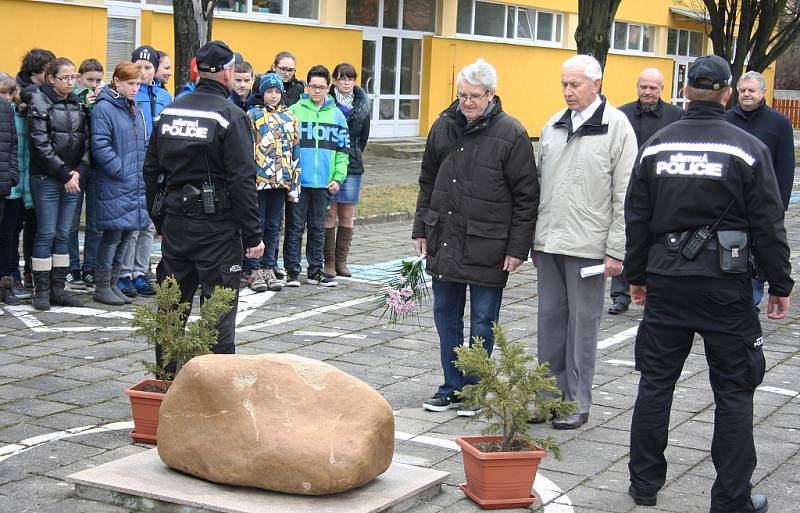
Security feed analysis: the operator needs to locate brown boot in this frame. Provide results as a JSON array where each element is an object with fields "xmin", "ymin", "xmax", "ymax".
[
  {"xmin": 324, "ymin": 227, "xmax": 336, "ymax": 276},
  {"xmin": 335, "ymin": 226, "xmax": 353, "ymax": 277}
]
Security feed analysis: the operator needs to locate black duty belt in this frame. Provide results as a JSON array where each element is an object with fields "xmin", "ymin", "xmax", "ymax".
[{"xmin": 657, "ymin": 230, "xmax": 718, "ymax": 250}]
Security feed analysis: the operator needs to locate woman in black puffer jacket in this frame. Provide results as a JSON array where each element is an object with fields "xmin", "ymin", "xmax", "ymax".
[
  {"xmin": 324, "ymin": 63, "xmax": 371, "ymax": 278},
  {"xmin": 24, "ymin": 57, "xmax": 89, "ymax": 310}
]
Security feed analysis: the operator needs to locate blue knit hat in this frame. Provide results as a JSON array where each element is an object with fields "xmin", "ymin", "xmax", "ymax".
[{"xmin": 258, "ymin": 72, "xmax": 284, "ymax": 95}]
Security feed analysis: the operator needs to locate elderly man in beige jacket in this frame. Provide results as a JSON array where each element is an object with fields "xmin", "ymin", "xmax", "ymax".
[{"xmin": 533, "ymin": 54, "xmax": 637, "ymax": 429}]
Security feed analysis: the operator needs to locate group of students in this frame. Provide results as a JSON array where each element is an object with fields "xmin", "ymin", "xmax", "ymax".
[{"xmin": 0, "ymin": 45, "xmax": 370, "ymax": 310}]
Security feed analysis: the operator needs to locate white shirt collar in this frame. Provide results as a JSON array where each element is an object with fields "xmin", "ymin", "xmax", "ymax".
[{"xmin": 571, "ymin": 95, "xmax": 602, "ymax": 130}]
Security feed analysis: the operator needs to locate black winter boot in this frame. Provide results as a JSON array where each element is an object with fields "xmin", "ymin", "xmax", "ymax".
[
  {"xmin": 32, "ymin": 271, "xmax": 51, "ymax": 311},
  {"xmin": 92, "ymin": 269, "xmax": 125, "ymax": 306},
  {"xmin": 50, "ymin": 267, "xmax": 84, "ymax": 307}
]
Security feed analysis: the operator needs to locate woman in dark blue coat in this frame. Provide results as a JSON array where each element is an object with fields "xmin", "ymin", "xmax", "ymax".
[{"xmin": 90, "ymin": 62, "xmax": 150, "ymax": 306}]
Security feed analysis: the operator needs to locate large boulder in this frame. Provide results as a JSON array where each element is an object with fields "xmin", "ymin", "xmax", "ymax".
[{"xmin": 156, "ymin": 354, "xmax": 395, "ymax": 495}]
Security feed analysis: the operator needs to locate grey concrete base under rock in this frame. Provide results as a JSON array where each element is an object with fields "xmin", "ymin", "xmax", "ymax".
[{"xmin": 67, "ymin": 449, "xmax": 449, "ymax": 513}]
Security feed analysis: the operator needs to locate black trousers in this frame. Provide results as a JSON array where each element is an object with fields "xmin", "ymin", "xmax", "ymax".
[
  {"xmin": 155, "ymin": 214, "xmax": 243, "ymax": 372},
  {"xmin": 629, "ymin": 275, "xmax": 765, "ymax": 513}
]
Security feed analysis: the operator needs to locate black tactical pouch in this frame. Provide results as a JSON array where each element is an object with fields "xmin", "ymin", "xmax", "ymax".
[{"xmin": 717, "ymin": 230, "xmax": 749, "ymax": 274}]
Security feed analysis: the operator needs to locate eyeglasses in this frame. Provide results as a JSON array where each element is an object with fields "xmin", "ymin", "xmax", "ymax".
[
  {"xmin": 276, "ymin": 66, "xmax": 296, "ymax": 73},
  {"xmin": 54, "ymin": 75, "xmax": 79, "ymax": 83},
  {"xmin": 457, "ymin": 91, "xmax": 491, "ymax": 102},
  {"xmin": 307, "ymin": 84, "xmax": 328, "ymax": 92}
]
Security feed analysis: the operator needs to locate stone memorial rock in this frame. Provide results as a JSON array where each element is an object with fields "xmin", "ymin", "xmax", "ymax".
[{"xmin": 157, "ymin": 353, "xmax": 395, "ymax": 495}]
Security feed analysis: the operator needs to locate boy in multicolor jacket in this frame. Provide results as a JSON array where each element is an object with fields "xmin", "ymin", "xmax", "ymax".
[
  {"xmin": 244, "ymin": 72, "xmax": 301, "ymax": 293},
  {"xmin": 286, "ymin": 65, "xmax": 349, "ymax": 287}
]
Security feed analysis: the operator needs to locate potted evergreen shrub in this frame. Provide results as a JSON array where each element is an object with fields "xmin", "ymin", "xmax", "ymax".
[
  {"xmin": 125, "ymin": 276, "xmax": 234, "ymax": 443},
  {"xmin": 454, "ymin": 323, "xmax": 576, "ymax": 509}
]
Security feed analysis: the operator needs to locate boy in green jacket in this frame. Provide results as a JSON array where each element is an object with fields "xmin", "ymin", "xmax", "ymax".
[{"xmin": 285, "ymin": 65, "xmax": 349, "ymax": 287}]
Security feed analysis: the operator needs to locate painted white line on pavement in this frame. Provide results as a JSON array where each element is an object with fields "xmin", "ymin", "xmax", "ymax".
[
  {"xmin": 597, "ymin": 325, "xmax": 640, "ymax": 349},
  {"xmin": 237, "ymin": 295, "xmax": 379, "ymax": 332},
  {"xmin": 294, "ymin": 330, "xmax": 369, "ymax": 340},
  {"xmin": 395, "ymin": 430, "xmax": 574, "ymax": 512},
  {"xmin": 0, "ymin": 421, "xmax": 135, "ymax": 464},
  {"xmin": 757, "ymin": 385, "xmax": 800, "ymax": 398}
]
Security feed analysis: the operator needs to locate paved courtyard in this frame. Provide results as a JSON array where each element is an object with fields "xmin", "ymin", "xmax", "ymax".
[{"xmin": 0, "ymin": 154, "xmax": 798, "ymax": 513}]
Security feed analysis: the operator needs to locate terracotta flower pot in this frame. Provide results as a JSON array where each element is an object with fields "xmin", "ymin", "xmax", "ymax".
[
  {"xmin": 456, "ymin": 435, "xmax": 546, "ymax": 510},
  {"xmin": 124, "ymin": 379, "xmax": 171, "ymax": 444}
]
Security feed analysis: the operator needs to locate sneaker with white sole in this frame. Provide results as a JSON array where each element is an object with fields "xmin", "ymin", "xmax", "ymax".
[
  {"xmin": 285, "ymin": 273, "xmax": 301, "ymax": 287},
  {"xmin": 65, "ymin": 270, "xmax": 85, "ymax": 290},
  {"xmin": 422, "ymin": 394, "xmax": 462, "ymax": 412},
  {"xmin": 307, "ymin": 270, "xmax": 337, "ymax": 287},
  {"xmin": 457, "ymin": 405, "xmax": 481, "ymax": 417}
]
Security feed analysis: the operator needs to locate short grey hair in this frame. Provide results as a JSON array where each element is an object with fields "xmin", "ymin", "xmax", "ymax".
[
  {"xmin": 456, "ymin": 58, "xmax": 497, "ymax": 92},
  {"xmin": 738, "ymin": 71, "xmax": 766, "ymax": 91},
  {"xmin": 562, "ymin": 54, "xmax": 603, "ymax": 82}
]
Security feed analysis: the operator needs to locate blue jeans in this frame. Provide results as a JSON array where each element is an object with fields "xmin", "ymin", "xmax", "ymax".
[
  {"xmin": 432, "ymin": 278, "xmax": 504, "ymax": 398},
  {"xmin": 31, "ymin": 175, "xmax": 78, "ymax": 259},
  {"xmin": 96, "ymin": 229, "xmax": 135, "ymax": 270},
  {"xmin": 244, "ymin": 188, "xmax": 286, "ymax": 272},
  {"xmin": 68, "ymin": 169, "xmax": 101, "ymax": 271},
  {"xmin": 752, "ymin": 277, "xmax": 765, "ymax": 307},
  {"xmin": 121, "ymin": 222, "xmax": 155, "ymax": 279},
  {"xmin": 284, "ymin": 187, "xmax": 330, "ymax": 276}
]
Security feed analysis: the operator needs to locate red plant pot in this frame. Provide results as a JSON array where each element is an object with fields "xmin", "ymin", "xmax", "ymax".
[
  {"xmin": 124, "ymin": 379, "xmax": 171, "ymax": 444},
  {"xmin": 456, "ymin": 435, "xmax": 546, "ymax": 510}
]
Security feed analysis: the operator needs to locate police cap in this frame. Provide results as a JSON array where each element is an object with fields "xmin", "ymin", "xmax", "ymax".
[
  {"xmin": 687, "ymin": 55, "xmax": 732, "ymax": 91},
  {"xmin": 196, "ymin": 40, "xmax": 236, "ymax": 73}
]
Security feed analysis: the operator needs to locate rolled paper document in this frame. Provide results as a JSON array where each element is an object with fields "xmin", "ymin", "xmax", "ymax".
[{"xmin": 579, "ymin": 264, "xmax": 606, "ymax": 278}]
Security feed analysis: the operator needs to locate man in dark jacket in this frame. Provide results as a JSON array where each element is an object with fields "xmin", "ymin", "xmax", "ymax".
[
  {"xmin": 725, "ymin": 70, "xmax": 796, "ymax": 307},
  {"xmin": 143, "ymin": 41, "xmax": 264, "ymax": 366},
  {"xmin": 608, "ymin": 68, "xmax": 684, "ymax": 315},
  {"xmin": 625, "ymin": 55, "xmax": 791, "ymax": 513},
  {"xmin": 412, "ymin": 59, "xmax": 539, "ymax": 416}
]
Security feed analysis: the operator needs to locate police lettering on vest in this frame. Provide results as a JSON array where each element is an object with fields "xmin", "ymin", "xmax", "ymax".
[
  {"xmin": 655, "ymin": 153, "xmax": 725, "ymax": 178},
  {"xmin": 161, "ymin": 117, "xmax": 210, "ymax": 140}
]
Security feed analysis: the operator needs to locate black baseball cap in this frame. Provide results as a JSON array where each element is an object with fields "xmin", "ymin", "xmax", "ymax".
[
  {"xmin": 195, "ymin": 40, "xmax": 236, "ymax": 73},
  {"xmin": 687, "ymin": 55, "xmax": 732, "ymax": 91}
]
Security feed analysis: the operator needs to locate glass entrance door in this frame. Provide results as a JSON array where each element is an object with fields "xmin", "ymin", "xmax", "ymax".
[
  {"xmin": 672, "ymin": 57, "xmax": 695, "ymax": 110},
  {"xmin": 349, "ymin": 0, "xmax": 434, "ymax": 137}
]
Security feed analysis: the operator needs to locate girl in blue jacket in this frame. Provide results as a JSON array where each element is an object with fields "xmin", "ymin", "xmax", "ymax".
[{"xmin": 90, "ymin": 62, "xmax": 150, "ymax": 306}]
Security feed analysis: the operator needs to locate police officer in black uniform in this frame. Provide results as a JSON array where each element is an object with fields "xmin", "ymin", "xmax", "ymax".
[
  {"xmin": 624, "ymin": 55, "xmax": 792, "ymax": 513},
  {"xmin": 143, "ymin": 40, "xmax": 264, "ymax": 365}
]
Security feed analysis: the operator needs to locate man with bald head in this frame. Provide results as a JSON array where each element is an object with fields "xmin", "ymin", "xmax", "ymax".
[{"xmin": 608, "ymin": 68, "xmax": 684, "ymax": 315}]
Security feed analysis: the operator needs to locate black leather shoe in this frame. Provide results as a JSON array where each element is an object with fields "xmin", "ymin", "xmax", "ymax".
[
  {"xmin": 711, "ymin": 494, "xmax": 768, "ymax": 513},
  {"xmin": 628, "ymin": 484, "xmax": 657, "ymax": 506},
  {"xmin": 528, "ymin": 408, "xmax": 556, "ymax": 424},
  {"xmin": 552, "ymin": 413, "xmax": 589, "ymax": 429},
  {"xmin": 608, "ymin": 302, "xmax": 629, "ymax": 315}
]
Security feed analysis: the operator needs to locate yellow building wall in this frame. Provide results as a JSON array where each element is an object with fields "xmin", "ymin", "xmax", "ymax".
[
  {"xmin": 421, "ymin": 36, "xmax": 675, "ymax": 138},
  {"xmin": 2, "ymin": 0, "xmax": 107, "ymax": 81}
]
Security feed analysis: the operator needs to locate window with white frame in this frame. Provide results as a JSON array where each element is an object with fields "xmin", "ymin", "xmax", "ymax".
[
  {"xmin": 457, "ymin": 0, "xmax": 563, "ymax": 44},
  {"xmin": 143, "ymin": 0, "xmax": 319, "ymax": 20},
  {"xmin": 666, "ymin": 28, "xmax": 704, "ymax": 57},
  {"xmin": 611, "ymin": 21, "xmax": 654, "ymax": 53}
]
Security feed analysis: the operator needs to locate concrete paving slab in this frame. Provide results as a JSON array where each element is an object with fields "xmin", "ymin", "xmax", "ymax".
[{"xmin": 68, "ymin": 448, "xmax": 448, "ymax": 513}]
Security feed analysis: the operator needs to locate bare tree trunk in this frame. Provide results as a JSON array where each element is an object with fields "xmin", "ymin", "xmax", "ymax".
[
  {"xmin": 172, "ymin": 0, "xmax": 218, "ymax": 90},
  {"xmin": 574, "ymin": 0, "xmax": 623, "ymax": 72}
]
